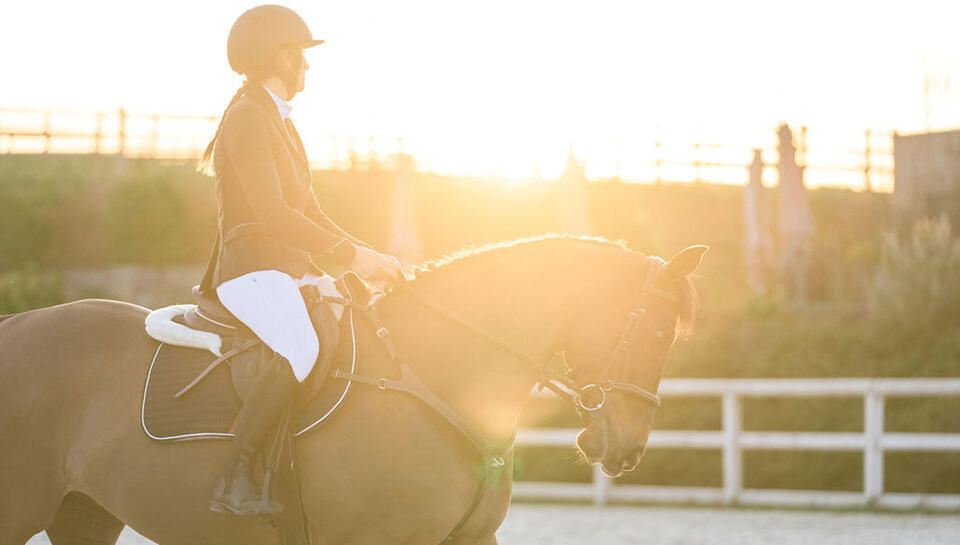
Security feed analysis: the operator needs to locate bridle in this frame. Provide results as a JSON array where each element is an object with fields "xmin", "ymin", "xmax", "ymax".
[
  {"xmin": 335, "ymin": 255, "xmax": 680, "ymax": 543},
  {"xmin": 566, "ymin": 257, "xmax": 677, "ymax": 420},
  {"xmin": 394, "ymin": 255, "xmax": 679, "ymax": 421}
]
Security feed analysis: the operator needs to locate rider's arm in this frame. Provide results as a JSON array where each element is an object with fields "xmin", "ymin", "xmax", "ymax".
[
  {"xmin": 303, "ymin": 187, "xmax": 371, "ymax": 251},
  {"xmin": 220, "ymin": 103, "xmax": 355, "ymax": 265}
]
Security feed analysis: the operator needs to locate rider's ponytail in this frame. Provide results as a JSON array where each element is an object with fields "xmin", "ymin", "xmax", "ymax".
[{"xmin": 196, "ymin": 81, "xmax": 256, "ymax": 176}]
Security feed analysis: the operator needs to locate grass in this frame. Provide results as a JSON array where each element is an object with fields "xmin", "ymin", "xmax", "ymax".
[{"xmin": 2, "ymin": 155, "xmax": 957, "ymax": 499}]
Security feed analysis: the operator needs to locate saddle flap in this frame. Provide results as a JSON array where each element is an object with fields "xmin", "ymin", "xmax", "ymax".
[
  {"xmin": 143, "ymin": 276, "xmax": 357, "ymax": 441},
  {"xmin": 295, "ymin": 289, "xmax": 342, "ymax": 407},
  {"xmin": 142, "ymin": 305, "xmax": 355, "ymax": 441}
]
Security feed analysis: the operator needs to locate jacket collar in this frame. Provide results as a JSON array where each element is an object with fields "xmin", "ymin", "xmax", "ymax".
[
  {"xmin": 261, "ymin": 85, "xmax": 293, "ymax": 120},
  {"xmin": 244, "ymin": 85, "xmax": 308, "ymax": 166}
]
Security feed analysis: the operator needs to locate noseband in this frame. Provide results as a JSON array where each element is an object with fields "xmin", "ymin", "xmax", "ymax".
[
  {"xmin": 396, "ymin": 256, "xmax": 677, "ymax": 420},
  {"xmin": 570, "ymin": 258, "xmax": 678, "ymax": 419}
]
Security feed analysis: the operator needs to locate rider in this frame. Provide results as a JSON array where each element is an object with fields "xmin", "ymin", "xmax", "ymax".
[{"xmin": 197, "ymin": 4, "xmax": 403, "ymax": 517}]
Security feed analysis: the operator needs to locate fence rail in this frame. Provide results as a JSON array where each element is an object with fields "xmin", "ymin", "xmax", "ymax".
[
  {"xmin": 513, "ymin": 378, "xmax": 960, "ymax": 510},
  {"xmin": 0, "ymin": 108, "xmax": 217, "ymax": 158},
  {"xmin": 0, "ymin": 108, "xmax": 893, "ymax": 189}
]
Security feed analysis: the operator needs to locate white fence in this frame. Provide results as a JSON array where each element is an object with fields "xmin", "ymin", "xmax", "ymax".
[{"xmin": 513, "ymin": 378, "xmax": 960, "ymax": 510}]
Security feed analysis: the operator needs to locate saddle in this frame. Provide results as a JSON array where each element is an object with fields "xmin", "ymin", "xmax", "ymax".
[
  {"xmin": 181, "ymin": 282, "xmax": 341, "ymax": 406},
  {"xmin": 142, "ymin": 272, "xmax": 374, "ymax": 441},
  {"xmin": 142, "ymin": 274, "xmax": 513, "ymax": 545},
  {"xmin": 140, "ymin": 273, "xmax": 381, "ymax": 545}
]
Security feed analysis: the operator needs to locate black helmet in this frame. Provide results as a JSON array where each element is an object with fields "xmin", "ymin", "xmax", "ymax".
[{"xmin": 227, "ymin": 5, "xmax": 324, "ymax": 74}]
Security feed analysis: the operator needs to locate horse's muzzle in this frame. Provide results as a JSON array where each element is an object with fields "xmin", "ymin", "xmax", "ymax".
[{"xmin": 575, "ymin": 428, "xmax": 605, "ymax": 463}]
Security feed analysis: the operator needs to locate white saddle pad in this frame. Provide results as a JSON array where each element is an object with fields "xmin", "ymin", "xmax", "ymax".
[{"xmin": 144, "ymin": 273, "xmax": 346, "ymax": 357}]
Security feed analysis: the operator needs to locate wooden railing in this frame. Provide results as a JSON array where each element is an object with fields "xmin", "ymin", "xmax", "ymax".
[
  {"xmin": 0, "ymin": 108, "xmax": 217, "ymax": 157},
  {"xmin": 0, "ymin": 108, "xmax": 893, "ymax": 189},
  {"xmin": 513, "ymin": 378, "xmax": 960, "ymax": 510}
]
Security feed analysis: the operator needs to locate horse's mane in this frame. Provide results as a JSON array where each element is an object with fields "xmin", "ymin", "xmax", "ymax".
[
  {"xmin": 407, "ymin": 233, "xmax": 699, "ymax": 335},
  {"xmin": 409, "ymin": 233, "xmax": 629, "ymax": 276}
]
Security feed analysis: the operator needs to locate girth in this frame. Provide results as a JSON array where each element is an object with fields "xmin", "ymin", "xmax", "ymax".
[{"xmin": 330, "ymin": 298, "xmax": 512, "ymax": 544}]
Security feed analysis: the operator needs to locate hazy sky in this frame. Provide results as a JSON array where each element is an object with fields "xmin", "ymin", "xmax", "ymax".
[{"xmin": 2, "ymin": 0, "xmax": 959, "ymax": 182}]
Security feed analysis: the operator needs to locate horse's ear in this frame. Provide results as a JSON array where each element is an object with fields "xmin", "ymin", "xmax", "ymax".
[{"xmin": 663, "ymin": 245, "xmax": 709, "ymax": 280}]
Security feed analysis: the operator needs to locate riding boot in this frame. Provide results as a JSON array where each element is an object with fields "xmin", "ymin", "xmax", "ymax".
[{"xmin": 211, "ymin": 352, "xmax": 297, "ymax": 517}]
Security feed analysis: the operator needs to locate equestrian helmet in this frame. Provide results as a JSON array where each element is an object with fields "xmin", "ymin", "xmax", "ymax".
[{"xmin": 227, "ymin": 5, "xmax": 324, "ymax": 74}]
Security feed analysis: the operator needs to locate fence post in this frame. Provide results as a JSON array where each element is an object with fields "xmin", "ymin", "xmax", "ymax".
[
  {"xmin": 722, "ymin": 392, "xmax": 742, "ymax": 504},
  {"xmin": 592, "ymin": 463, "xmax": 612, "ymax": 506},
  {"xmin": 614, "ymin": 140, "xmax": 622, "ymax": 180},
  {"xmin": 95, "ymin": 112, "xmax": 104, "ymax": 154},
  {"xmin": 117, "ymin": 108, "xmax": 127, "ymax": 156},
  {"xmin": 798, "ymin": 126, "xmax": 808, "ymax": 167},
  {"xmin": 150, "ymin": 115, "xmax": 159, "ymax": 157},
  {"xmin": 864, "ymin": 391, "xmax": 884, "ymax": 504},
  {"xmin": 654, "ymin": 125, "xmax": 663, "ymax": 184},
  {"xmin": 693, "ymin": 126, "xmax": 702, "ymax": 183},
  {"xmin": 864, "ymin": 129, "xmax": 872, "ymax": 192},
  {"xmin": 43, "ymin": 110, "xmax": 52, "ymax": 154}
]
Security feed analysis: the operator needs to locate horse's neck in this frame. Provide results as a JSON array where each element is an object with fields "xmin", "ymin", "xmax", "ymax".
[{"xmin": 382, "ymin": 243, "xmax": 602, "ymax": 441}]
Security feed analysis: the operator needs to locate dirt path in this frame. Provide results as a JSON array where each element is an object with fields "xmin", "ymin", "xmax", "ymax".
[
  {"xmin": 496, "ymin": 504, "xmax": 960, "ymax": 545},
  {"xmin": 27, "ymin": 504, "xmax": 960, "ymax": 544}
]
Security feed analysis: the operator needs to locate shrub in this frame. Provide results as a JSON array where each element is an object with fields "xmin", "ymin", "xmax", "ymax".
[
  {"xmin": 870, "ymin": 215, "xmax": 960, "ymax": 332},
  {"xmin": 0, "ymin": 266, "xmax": 66, "ymax": 314}
]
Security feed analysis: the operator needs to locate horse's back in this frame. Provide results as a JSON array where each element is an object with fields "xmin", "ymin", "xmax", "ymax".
[
  {"xmin": 0, "ymin": 299, "xmax": 158, "ymax": 540},
  {"xmin": 1, "ymin": 298, "xmax": 154, "ymax": 395},
  {"xmin": 0, "ymin": 298, "xmax": 157, "ymax": 424},
  {"xmin": 0, "ymin": 297, "xmax": 149, "ymax": 335}
]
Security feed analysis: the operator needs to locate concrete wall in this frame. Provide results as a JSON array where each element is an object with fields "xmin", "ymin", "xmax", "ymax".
[{"xmin": 893, "ymin": 129, "xmax": 960, "ymax": 227}]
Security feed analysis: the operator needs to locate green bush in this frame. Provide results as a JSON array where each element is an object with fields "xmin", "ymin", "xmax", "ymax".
[
  {"xmin": 870, "ymin": 215, "xmax": 960, "ymax": 332},
  {"xmin": 4, "ymin": 155, "xmax": 959, "ymax": 498},
  {"xmin": 0, "ymin": 266, "xmax": 65, "ymax": 314}
]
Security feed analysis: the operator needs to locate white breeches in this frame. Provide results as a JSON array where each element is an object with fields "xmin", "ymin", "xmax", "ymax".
[{"xmin": 216, "ymin": 270, "xmax": 333, "ymax": 383}]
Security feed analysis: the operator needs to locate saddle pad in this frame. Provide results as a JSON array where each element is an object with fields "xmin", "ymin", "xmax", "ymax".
[{"xmin": 141, "ymin": 309, "xmax": 359, "ymax": 441}]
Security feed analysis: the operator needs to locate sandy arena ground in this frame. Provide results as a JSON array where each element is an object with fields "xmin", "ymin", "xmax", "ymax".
[{"xmin": 27, "ymin": 504, "xmax": 960, "ymax": 545}]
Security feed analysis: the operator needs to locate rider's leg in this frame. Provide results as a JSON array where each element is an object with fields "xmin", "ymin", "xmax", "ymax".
[
  {"xmin": 216, "ymin": 270, "xmax": 320, "ymax": 382},
  {"xmin": 210, "ymin": 350, "xmax": 296, "ymax": 516},
  {"xmin": 211, "ymin": 270, "xmax": 320, "ymax": 516}
]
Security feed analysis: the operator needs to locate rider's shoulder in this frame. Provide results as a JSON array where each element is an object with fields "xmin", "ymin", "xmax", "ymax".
[{"xmin": 223, "ymin": 95, "xmax": 271, "ymax": 129}]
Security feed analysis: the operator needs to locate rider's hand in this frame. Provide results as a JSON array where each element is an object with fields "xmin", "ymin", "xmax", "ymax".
[{"xmin": 349, "ymin": 247, "xmax": 404, "ymax": 289}]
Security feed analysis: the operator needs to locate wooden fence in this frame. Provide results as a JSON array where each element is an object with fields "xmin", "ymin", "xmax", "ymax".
[
  {"xmin": 0, "ymin": 108, "xmax": 893, "ymax": 190},
  {"xmin": 513, "ymin": 378, "xmax": 960, "ymax": 510},
  {"xmin": 0, "ymin": 108, "xmax": 217, "ymax": 158}
]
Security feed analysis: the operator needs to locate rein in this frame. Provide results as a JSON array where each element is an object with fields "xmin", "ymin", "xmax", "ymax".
[
  {"xmin": 332, "ymin": 256, "xmax": 678, "ymax": 543},
  {"xmin": 392, "ymin": 256, "xmax": 677, "ymax": 416}
]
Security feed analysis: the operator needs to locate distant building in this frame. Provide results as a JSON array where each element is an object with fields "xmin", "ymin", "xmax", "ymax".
[
  {"xmin": 893, "ymin": 129, "xmax": 960, "ymax": 228},
  {"xmin": 558, "ymin": 145, "xmax": 592, "ymax": 235}
]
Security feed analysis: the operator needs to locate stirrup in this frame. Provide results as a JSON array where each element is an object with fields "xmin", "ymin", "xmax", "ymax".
[{"xmin": 210, "ymin": 470, "xmax": 283, "ymax": 517}]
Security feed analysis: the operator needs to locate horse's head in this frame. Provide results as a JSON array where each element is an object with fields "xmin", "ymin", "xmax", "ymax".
[{"xmin": 563, "ymin": 245, "xmax": 707, "ymax": 477}]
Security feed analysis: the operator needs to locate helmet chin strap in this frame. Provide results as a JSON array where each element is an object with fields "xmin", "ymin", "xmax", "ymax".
[{"xmin": 277, "ymin": 51, "xmax": 303, "ymax": 100}]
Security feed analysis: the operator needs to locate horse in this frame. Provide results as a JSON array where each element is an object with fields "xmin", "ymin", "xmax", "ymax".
[{"xmin": 0, "ymin": 235, "xmax": 706, "ymax": 545}]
